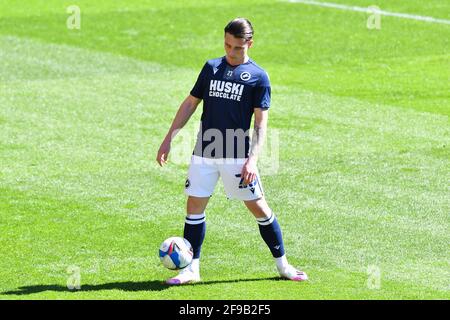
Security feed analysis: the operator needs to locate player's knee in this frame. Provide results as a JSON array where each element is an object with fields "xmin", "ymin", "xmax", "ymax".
[
  {"xmin": 245, "ymin": 196, "xmax": 267, "ymax": 208},
  {"xmin": 244, "ymin": 197, "xmax": 271, "ymax": 218},
  {"xmin": 187, "ymin": 196, "xmax": 209, "ymax": 214}
]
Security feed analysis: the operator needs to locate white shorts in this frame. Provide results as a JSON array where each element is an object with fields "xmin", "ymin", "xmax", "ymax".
[{"xmin": 184, "ymin": 155, "xmax": 264, "ymax": 201}]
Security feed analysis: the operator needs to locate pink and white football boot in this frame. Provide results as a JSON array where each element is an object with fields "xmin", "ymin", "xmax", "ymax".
[
  {"xmin": 278, "ymin": 264, "xmax": 308, "ymax": 281},
  {"xmin": 166, "ymin": 259, "xmax": 201, "ymax": 285}
]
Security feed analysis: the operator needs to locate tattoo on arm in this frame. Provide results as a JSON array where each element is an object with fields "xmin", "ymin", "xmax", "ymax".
[{"xmin": 249, "ymin": 124, "xmax": 266, "ymax": 159}]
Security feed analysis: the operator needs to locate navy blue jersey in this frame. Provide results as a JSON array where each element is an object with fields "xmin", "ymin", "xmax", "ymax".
[{"xmin": 190, "ymin": 56, "xmax": 271, "ymax": 159}]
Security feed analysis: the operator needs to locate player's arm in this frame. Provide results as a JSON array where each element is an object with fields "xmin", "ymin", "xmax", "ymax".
[
  {"xmin": 241, "ymin": 107, "xmax": 269, "ymax": 184},
  {"xmin": 249, "ymin": 108, "xmax": 268, "ymax": 161},
  {"xmin": 156, "ymin": 95, "xmax": 201, "ymax": 166}
]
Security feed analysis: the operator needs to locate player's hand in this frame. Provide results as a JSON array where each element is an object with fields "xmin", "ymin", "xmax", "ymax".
[
  {"xmin": 156, "ymin": 139, "xmax": 171, "ymax": 167},
  {"xmin": 241, "ymin": 157, "xmax": 258, "ymax": 185}
]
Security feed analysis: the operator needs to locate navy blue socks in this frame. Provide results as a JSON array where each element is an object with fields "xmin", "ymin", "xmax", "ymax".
[
  {"xmin": 256, "ymin": 212, "xmax": 286, "ymax": 258},
  {"xmin": 183, "ymin": 213, "xmax": 206, "ymax": 259}
]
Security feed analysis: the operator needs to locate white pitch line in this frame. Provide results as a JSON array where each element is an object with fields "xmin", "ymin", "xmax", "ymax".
[{"xmin": 287, "ymin": 0, "xmax": 450, "ymax": 25}]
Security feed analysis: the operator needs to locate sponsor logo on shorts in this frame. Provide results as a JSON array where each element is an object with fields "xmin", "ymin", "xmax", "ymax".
[
  {"xmin": 235, "ymin": 173, "xmax": 257, "ymax": 194},
  {"xmin": 185, "ymin": 179, "xmax": 190, "ymax": 189}
]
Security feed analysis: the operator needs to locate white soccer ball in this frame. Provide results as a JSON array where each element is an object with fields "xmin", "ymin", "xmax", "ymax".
[{"xmin": 159, "ymin": 237, "xmax": 193, "ymax": 270}]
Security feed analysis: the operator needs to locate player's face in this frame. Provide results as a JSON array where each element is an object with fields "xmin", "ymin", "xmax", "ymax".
[{"xmin": 224, "ymin": 32, "xmax": 253, "ymax": 64}]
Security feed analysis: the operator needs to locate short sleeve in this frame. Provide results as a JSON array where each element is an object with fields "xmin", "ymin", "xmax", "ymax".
[
  {"xmin": 252, "ymin": 71, "xmax": 271, "ymax": 109},
  {"xmin": 190, "ymin": 62, "xmax": 209, "ymax": 99}
]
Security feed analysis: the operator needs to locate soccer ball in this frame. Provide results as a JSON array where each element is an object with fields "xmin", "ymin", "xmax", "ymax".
[{"xmin": 159, "ymin": 237, "xmax": 193, "ymax": 270}]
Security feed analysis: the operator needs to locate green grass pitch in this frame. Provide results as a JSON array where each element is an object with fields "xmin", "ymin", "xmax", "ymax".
[{"xmin": 0, "ymin": 0, "xmax": 449, "ymax": 299}]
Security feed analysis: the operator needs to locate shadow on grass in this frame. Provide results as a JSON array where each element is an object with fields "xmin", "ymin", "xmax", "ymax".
[{"xmin": 2, "ymin": 277, "xmax": 283, "ymax": 296}]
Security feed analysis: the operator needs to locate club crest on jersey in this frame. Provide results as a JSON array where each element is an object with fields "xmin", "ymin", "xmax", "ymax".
[
  {"xmin": 209, "ymin": 80, "xmax": 244, "ymax": 101},
  {"xmin": 240, "ymin": 72, "xmax": 251, "ymax": 81}
]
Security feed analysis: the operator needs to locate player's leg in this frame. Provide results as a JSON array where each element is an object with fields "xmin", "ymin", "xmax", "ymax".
[
  {"xmin": 167, "ymin": 196, "xmax": 210, "ymax": 285},
  {"xmin": 182, "ymin": 196, "xmax": 209, "ymax": 277},
  {"xmin": 166, "ymin": 156, "xmax": 218, "ymax": 285},
  {"xmin": 244, "ymin": 197, "xmax": 308, "ymax": 281},
  {"xmin": 186, "ymin": 195, "xmax": 210, "ymax": 214},
  {"xmin": 219, "ymin": 159, "xmax": 307, "ymax": 281}
]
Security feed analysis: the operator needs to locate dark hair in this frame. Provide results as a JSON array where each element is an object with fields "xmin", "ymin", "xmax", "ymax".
[{"xmin": 224, "ymin": 18, "xmax": 253, "ymax": 41}]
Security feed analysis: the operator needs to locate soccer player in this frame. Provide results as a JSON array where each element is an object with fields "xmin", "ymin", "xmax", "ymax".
[{"xmin": 156, "ymin": 18, "xmax": 308, "ymax": 285}]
